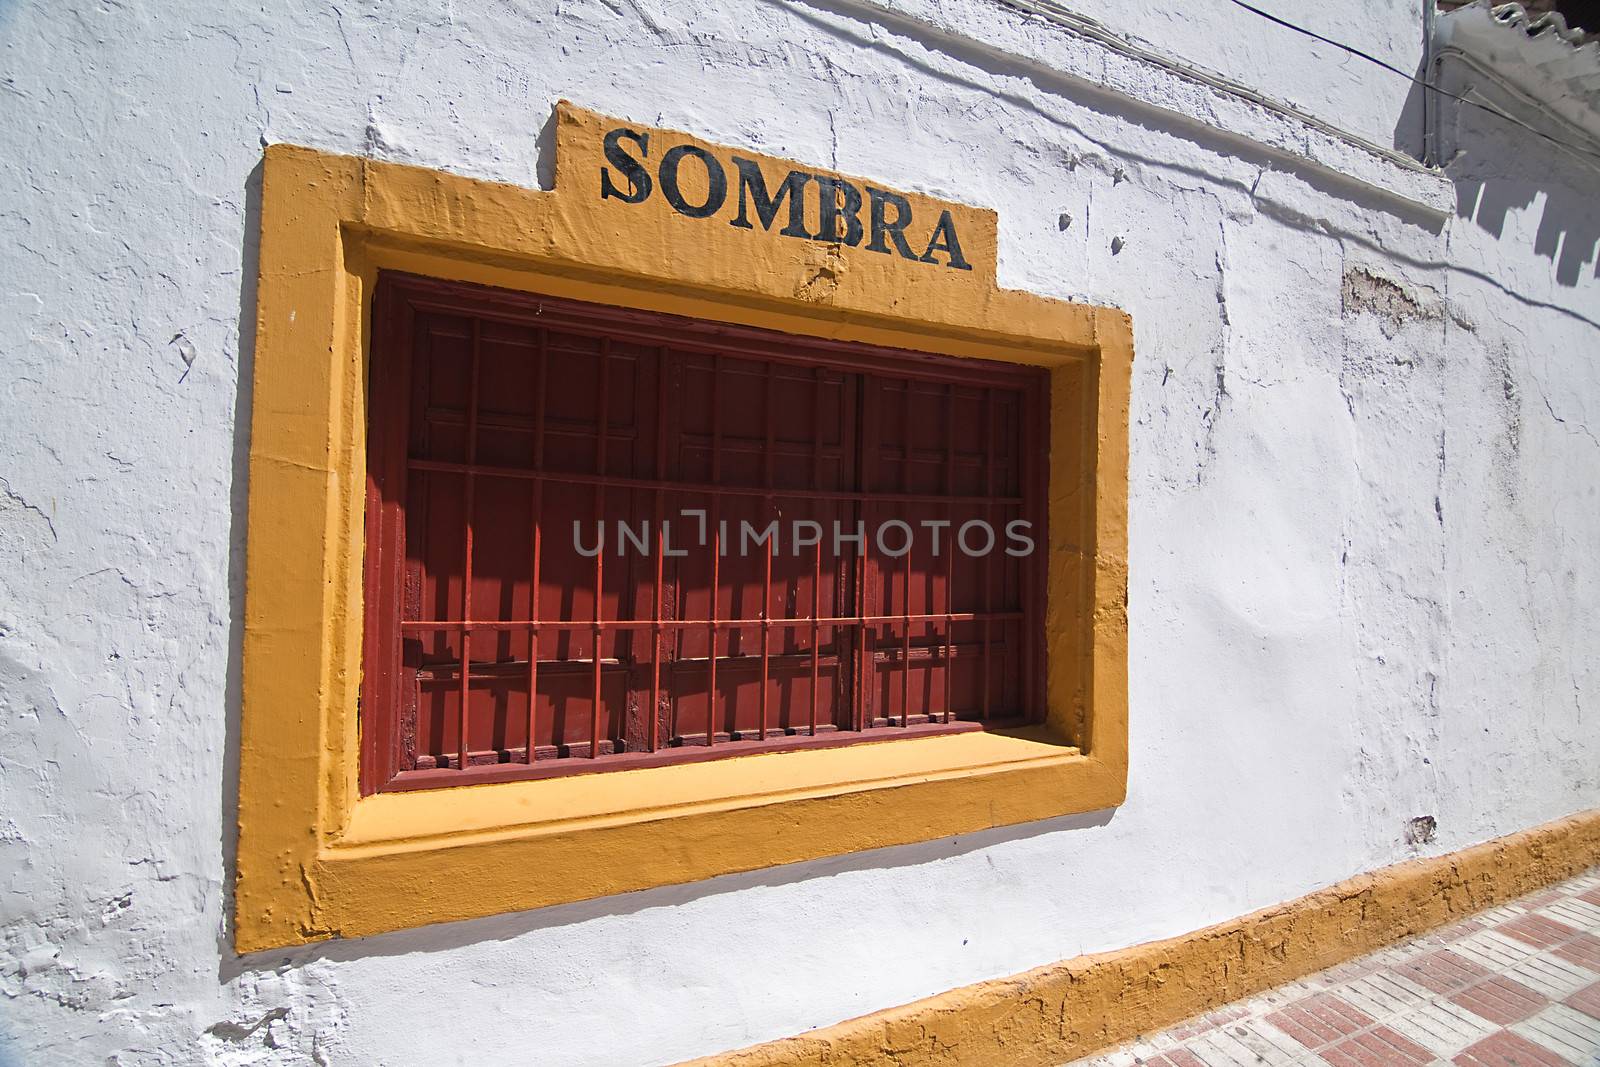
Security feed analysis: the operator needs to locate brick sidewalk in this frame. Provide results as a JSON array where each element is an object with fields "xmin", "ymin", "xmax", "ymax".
[{"xmin": 1071, "ymin": 867, "xmax": 1600, "ymax": 1067}]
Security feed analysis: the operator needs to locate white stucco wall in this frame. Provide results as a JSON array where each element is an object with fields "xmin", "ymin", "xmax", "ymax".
[
  {"xmin": 983, "ymin": 0, "xmax": 1429, "ymax": 149},
  {"xmin": 1, "ymin": 1, "xmax": 1596, "ymax": 1064}
]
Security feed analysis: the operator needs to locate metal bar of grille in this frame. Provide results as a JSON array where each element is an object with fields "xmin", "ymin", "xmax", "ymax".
[
  {"xmin": 650, "ymin": 346, "xmax": 668, "ymax": 753},
  {"xmin": 393, "ymin": 714, "xmax": 1010, "ymax": 790},
  {"xmin": 760, "ymin": 362, "xmax": 774, "ymax": 741},
  {"xmin": 810, "ymin": 537, "xmax": 822, "ymax": 736},
  {"xmin": 459, "ymin": 320, "xmax": 481, "ymax": 772},
  {"xmin": 527, "ymin": 328, "xmax": 548, "ymax": 765},
  {"xmin": 982, "ymin": 388, "xmax": 996, "ymax": 721},
  {"xmin": 590, "ymin": 339, "xmax": 610, "ymax": 758},
  {"xmin": 810, "ymin": 367, "xmax": 824, "ymax": 736},
  {"xmin": 900, "ymin": 380, "xmax": 913, "ymax": 726},
  {"xmin": 943, "ymin": 545, "xmax": 955, "ymax": 724},
  {"xmin": 403, "ymin": 611, "xmax": 1021, "ymax": 631},
  {"xmin": 424, "ymin": 404, "xmax": 825, "ymax": 460},
  {"xmin": 424, "ymin": 650, "xmax": 864, "ymax": 676},
  {"xmin": 852, "ymin": 375, "xmax": 876, "ymax": 733},
  {"xmin": 405, "ymin": 459, "xmax": 1020, "ymax": 506},
  {"xmin": 397, "ymin": 297, "xmax": 1035, "ymax": 389},
  {"xmin": 943, "ymin": 383, "xmax": 955, "ymax": 724},
  {"xmin": 706, "ymin": 353, "xmax": 721, "ymax": 747},
  {"xmin": 901, "ymin": 547, "xmax": 912, "ymax": 725},
  {"xmin": 1019, "ymin": 392, "xmax": 1033, "ymax": 722}
]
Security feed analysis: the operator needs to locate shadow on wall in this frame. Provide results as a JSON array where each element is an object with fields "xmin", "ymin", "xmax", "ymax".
[
  {"xmin": 1392, "ymin": 52, "xmax": 1429, "ymax": 163},
  {"xmin": 1452, "ymin": 161, "xmax": 1600, "ymax": 287},
  {"xmin": 217, "ymin": 159, "xmax": 261, "ymax": 975},
  {"xmin": 1431, "ymin": 61, "xmax": 1600, "ymax": 288},
  {"xmin": 222, "ymin": 806, "xmax": 1116, "ymax": 976},
  {"xmin": 1393, "ymin": 22, "xmax": 1600, "ymax": 290}
]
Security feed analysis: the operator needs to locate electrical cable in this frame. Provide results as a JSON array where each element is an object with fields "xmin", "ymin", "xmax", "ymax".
[
  {"xmin": 1224, "ymin": 0, "xmax": 1435, "ymax": 84},
  {"xmin": 1220, "ymin": 0, "xmax": 1600, "ymax": 167}
]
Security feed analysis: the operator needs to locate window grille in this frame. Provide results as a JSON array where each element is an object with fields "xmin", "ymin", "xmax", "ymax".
[{"xmin": 361, "ymin": 273, "xmax": 1048, "ymax": 792}]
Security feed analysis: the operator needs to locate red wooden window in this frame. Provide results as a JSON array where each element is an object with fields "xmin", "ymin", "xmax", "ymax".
[{"xmin": 361, "ymin": 273, "xmax": 1049, "ymax": 793}]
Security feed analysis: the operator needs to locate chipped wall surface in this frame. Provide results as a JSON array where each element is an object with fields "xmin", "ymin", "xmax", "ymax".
[{"xmin": 0, "ymin": 1, "xmax": 1596, "ymax": 1064}]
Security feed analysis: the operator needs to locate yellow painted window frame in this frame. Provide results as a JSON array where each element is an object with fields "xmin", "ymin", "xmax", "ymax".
[{"xmin": 234, "ymin": 103, "xmax": 1132, "ymax": 953}]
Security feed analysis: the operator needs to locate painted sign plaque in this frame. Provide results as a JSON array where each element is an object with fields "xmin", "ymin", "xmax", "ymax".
[{"xmin": 597, "ymin": 126, "xmax": 973, "ymax": 271}]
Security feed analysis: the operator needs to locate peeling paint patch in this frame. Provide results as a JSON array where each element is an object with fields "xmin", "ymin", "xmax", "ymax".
[
  {"xmin": 0, "ymin": 477, "xmax": 57, "ymax": 544},
  {"xmin": 1489, "ymin": 344, "xmax": 1523, "ymax": 500},
  {"xmin": 206, "ymin": 1006, "xmax": 290, "ymax": 1043},
  {"xmin": 1406, "ymin": 815, "xmax": 1438, "ymax": 846},
  {"xmin": 1341, "ymin": 267, "xmax": 1441, "ymax": 338}
]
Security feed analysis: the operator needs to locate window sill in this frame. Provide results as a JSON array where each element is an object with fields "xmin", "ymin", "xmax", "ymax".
[
  {"xmin": 342, "ymin": 727, "xmax": 1090, "ymax": 850},
  {"xmin": 293, "ymin": 732, "xmax": 1118, "ymax": 947}
]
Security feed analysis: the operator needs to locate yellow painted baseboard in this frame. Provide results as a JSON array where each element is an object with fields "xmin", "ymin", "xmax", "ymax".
[{"xmin": 684, "ymin": 808, "xmax": 1600, "ymax": 1066}]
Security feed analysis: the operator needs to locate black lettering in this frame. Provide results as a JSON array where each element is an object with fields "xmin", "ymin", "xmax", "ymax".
[
  {"xmin": 729, "ymin": 158, "xmax": 811, "ymax": 238},
  {"xmin": 919, "ymin": 209, "xmax": 971, "ymax": 271},
  {"xmin": 659, "ymin": 144, "xmax": 728, "ymax": 219},
  {"xmin": 866, "ymin": 187, "xmax": 918, "ymax": 259},
  {"xmin": 815, "ymin": 176, "xmax": 864, "ymax": 246},
  {"xmin": 599, "ymin": 128, "xmax": 652, "ymax": 204}
]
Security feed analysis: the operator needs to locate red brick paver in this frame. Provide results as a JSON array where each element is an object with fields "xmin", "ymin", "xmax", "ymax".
[
  {"xmin": 1146, "ymin": 1052, "xmax": 1205, "ymax": 1067},
  {"xmin": 1452, "ymin": 975, "xmax": 1552, "ymax": 1025},
  {"xmin": 1552, "ymin": 932, "xmax": 1600, "ymax": 971},
  {"xmin": 1566, "ymin": 980, "xmax": 1600, "ymax": 1020},
  {"xmin": 1501, "ymin": 915, "xmax": 1583, "ymax": 951},
  {"xmin": 1267, "ymin": 991, "xmax": 1375, "ymax": 1049},
  {"xmin": 1454, "ymin": 1029, "xmax": 1571, "ymax": 1066},
  {"xmin": 1323, "ymin": 1024, "xmax": 1436, "ymax": 1066},
  {"xmin": 1398, "ymin": 949, "xmax": 1496, "ymax": 994}
]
